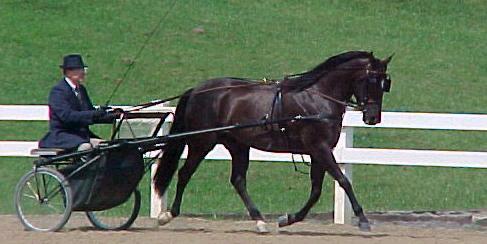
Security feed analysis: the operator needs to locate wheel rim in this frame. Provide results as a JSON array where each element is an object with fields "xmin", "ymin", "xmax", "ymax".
[
  {"xmin": 86, "ymin": 190, "xmax": 140, "ymax": 230},
  {"xmin": 15, "ymin": 169, "xmax": 71, "ymax": 231}
]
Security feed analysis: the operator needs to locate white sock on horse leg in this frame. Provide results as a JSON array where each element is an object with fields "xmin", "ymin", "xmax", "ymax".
[
  {"xmin": 158, "ymin": 211, "xmax": 173, "ymax": 225},
  {"xmin": 256, "ymin": 220, "xmax": 269, "ymax": 233}
]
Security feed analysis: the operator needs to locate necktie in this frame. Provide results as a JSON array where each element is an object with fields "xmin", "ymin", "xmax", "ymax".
[{"xmin": 74, "ymin": 87, "xmax": 83, "ymax": 105}]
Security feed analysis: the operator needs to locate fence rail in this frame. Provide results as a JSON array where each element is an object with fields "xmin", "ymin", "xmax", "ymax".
[{"xmin": 1, "ymin": 105, "xmax": 487, "ymax": 225}]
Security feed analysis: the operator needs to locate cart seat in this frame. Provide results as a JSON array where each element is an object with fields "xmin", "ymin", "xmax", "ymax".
[{"xmin": 30, "ymin": 148, "xmax": 66, "ymax": 157}]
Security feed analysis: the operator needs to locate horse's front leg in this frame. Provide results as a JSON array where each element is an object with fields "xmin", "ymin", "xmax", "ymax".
[
  {"xmin": 277, "ymin": 144, "xmax": 371, "ymax": 231},
  {"xmin": 326, "ymin": 157, "xmax": 371, "ymax": 231},
  {"xmin": 277, "ymin": 153, "xmax": 326, "ymax": 227}
]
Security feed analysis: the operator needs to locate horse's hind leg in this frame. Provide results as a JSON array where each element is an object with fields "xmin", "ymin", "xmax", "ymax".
[
  {"xmin": 158, "ymin": 139, "xmax": 215, "ymax": 225},
  {"xmin": 224, "ymin": 142, "xmax": 268, "ymax": 233}
]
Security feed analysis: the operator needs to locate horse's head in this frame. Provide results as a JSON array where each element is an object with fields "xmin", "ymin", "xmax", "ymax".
[
  {"xmin": 280, "ymin": 51, "xmax": 393, "ymax": 125},
  {"xmin": 351, "ymin": 54, "xmax": 393, "ymax": 125}
]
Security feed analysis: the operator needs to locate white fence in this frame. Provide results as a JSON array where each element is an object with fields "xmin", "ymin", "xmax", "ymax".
[{"xmin": 1, "ymin": 105, "xmax": 487, "ymax": 225}]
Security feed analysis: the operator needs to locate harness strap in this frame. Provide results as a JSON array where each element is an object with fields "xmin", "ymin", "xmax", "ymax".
[{"xmin": 270, "ymin": 85, "xmax": 283, "ymax": 127}]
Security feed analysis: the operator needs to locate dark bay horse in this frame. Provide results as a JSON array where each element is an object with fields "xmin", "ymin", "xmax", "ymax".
[{"xmin": 154, "ymin": 51, "xmax": 393, "ymax": 232}]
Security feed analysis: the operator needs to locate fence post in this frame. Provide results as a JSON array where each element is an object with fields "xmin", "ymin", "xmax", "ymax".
[{"xmin": 333, "ymin": 127, "xmax": 353, "ymax": 224}]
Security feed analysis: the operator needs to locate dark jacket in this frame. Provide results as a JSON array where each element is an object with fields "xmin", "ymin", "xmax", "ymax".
[{"xmin": 39, "ymin": 79, "xmax": 100, "ymax": 149}]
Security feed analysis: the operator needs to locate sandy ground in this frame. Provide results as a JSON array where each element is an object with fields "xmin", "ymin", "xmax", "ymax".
[{"xmin": 2, "ymin": 214, "xmax": 487, "ymax": 244}]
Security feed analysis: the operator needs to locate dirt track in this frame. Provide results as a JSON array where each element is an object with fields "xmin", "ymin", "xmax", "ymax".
[{"xmin": 2, "ymin": 214, "xmax": 487, "ymax": 244}]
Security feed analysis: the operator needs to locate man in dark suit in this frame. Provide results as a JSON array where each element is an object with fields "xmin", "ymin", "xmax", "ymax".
[{"xmin": 39, "ymin": 54, "xmax": 119, "ymax": 150}]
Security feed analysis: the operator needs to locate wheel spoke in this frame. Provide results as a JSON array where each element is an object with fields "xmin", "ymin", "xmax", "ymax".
[
  {"xmin": 26, "ymin": 182, "xmax": 40, "ymax": 201},
  {"xmin": 45, "ymin": 203, "xmax": 62, "ymax": 213},
  {"xmin": 42, "ymin": 174, "xmax": 48, "ymax": 197},
  {"xmin": 43, "ymin": 173, "xmax": 54, "ymax": 197},
  {"xmin": 22, "ymin": 193, "xmax": 38, "ymax": 200},
  {"xmin": 44, "ymin": 184, "xmax": 63, "ymax": 201}
]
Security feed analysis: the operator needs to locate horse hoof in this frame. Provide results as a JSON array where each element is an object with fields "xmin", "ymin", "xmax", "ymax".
[
  {"xmin": 358, "ymin": 221, "xmax": 371, "ymax": 232},
  {"xmin": 256, "ymin": 220, "xmax": 269, "ymax": 234},
  {"xmin": 277, "ymin": 214, "xmax": 290, "ymax": 227},
  {"xmin": 157, "ymin": 211, "xmax": 173, "ymax": 225}
]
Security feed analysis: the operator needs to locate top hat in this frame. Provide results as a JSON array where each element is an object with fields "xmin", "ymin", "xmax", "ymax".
[{"xmin": 59, "ymin": 54, "xmax": 88, "ymax": 69}]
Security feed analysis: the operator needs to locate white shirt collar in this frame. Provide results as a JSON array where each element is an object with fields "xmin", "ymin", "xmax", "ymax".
[{"xmin": 64, "ymin": 77, "xmax": 78, "ymax": 90}]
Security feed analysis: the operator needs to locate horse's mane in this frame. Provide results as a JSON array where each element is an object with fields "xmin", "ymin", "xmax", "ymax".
[{"xmin": 282, "ymin": 51, "xmax": 374, "ymax": 91}]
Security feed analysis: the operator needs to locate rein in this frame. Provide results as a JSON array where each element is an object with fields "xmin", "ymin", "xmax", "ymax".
[
  {"xmin": 125, "ymin": 94, "xmax": 182, "ymax": 112},
  {"xmin": 190, "ymin": 82, "xmax": 361, "ymax": 110},
  {"xmin": 190, "ymin": 83, "xmax": 265, "ymax": 96},
  {"xmin": 124, "ymin": 83, "xmax": 264, "ymax": 112},
  {"xmin": 186, "ymin": 77, "xmax": 362, "ymax": 109},
  {"xmin": 126, "ymin": 80, "xmax": 360, "ymax": 112},
  {"xmin": 303, "ymin": 89, "xmax": 361, "ymax": 109}
]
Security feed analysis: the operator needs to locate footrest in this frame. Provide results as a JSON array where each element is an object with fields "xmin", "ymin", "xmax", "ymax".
[{"xmin": 30, "ymin": 148, "xmax": 66, "ymax": 156}]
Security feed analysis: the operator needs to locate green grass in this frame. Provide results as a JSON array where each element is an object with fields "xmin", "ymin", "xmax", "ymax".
[
  {"xmin": 1, "ymin": 0, "xmax": 486, "ymax": 110},
  {"xmin": 1, "ymin": 0, "xmax": 487, "ymax": 215}
]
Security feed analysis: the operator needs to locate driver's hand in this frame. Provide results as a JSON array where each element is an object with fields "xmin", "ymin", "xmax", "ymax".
[{"xmin": 111, "ymin": 108, "xmax": 124, "ymax": 115}]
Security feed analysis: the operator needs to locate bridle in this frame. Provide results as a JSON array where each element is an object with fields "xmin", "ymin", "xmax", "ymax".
[
  {"xmin": 358, "ymin": 68, "xmax": 392, "ymax": 107},
  {"xmin": 304, "ymin": 66, "xmax": 391, "ymax": 111}
]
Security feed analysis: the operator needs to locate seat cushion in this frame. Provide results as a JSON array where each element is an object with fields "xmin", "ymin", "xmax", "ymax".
[{"xmin": 30, "ymin": 148, "xmax": 66, "ymax": 156}]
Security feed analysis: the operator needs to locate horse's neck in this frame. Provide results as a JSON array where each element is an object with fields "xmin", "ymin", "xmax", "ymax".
[{"xmin": 311, "ymin": 71, "xmax": 354, "ymax": 103}]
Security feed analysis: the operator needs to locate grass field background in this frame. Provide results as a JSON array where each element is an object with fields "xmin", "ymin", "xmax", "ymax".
[{"xmin": 1, "ymin": 0, "xmax": 487, "ymax": 216}]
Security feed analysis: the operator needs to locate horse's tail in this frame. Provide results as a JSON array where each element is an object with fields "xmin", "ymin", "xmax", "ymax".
[{"xmin": 153, "ymin": 88, "xmax": 193, "ymax": 196}]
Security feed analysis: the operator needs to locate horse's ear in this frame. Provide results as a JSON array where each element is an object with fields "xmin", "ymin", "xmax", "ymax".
[{"xmin": 382, "ymin": 53, "xmax": 394, "ymax": 66}]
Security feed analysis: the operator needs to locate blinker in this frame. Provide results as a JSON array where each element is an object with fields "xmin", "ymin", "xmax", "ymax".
[
  {"xmin": 381, "ymin": 75, "xmax": 391, "ymax": 92},
  {"xmin": 367, "ymin": 74, "xmax": 391, "ymax": 92}
]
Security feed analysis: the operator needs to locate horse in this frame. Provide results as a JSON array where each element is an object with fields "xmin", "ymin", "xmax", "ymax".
[{"xmin": 153, "ymin": 51, "xmax": 393, "ymax": 232}]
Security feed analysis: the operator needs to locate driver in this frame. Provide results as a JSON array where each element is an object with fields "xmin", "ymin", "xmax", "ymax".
[{"xmin": 39, "ymin": 54, "xmax": 120, "ymax": 151}]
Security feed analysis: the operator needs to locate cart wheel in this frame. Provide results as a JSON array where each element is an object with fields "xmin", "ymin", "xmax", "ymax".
[
  {"xmin": 14, "ymin": 167, "xmax": 72, "ymax": 232},
  {"xmin": 86, "ymin": 189, "xmax": 141, "ymax": 230}
]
